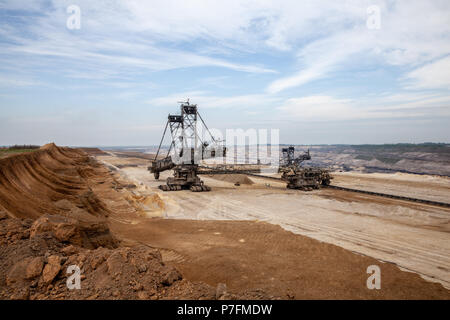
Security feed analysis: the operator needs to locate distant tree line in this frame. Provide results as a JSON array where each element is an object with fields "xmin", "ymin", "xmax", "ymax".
[{"xmin": 6, "ymin": 145, "xmax": 40, "ymax": 150}]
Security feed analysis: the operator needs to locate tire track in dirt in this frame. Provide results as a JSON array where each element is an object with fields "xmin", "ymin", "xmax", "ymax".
[
  {"xmin": 226, "ymin": 197, "xmax": 450, "ymax": 277},
  {"xmin": 109, "ymin": 164, "xmax": 450, "ymax": 289},
  {"xmin": 162, "ymin": 188, "xmax": 450, "ymax": 288}
]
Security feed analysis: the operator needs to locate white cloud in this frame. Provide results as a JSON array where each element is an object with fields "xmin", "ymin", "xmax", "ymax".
[
  {"xmin": 0, "ymin": 0, "xmax": 276, "ymax": 80},
  {"xmin": 267, "ymin": 1, "xmax": 450, "ymax": 92},
  {"xmin": 149, "ymin": 90, "xmax": 450, "ymax": 123},
  {"xmin": 0, "ymin": 75, "xmax": 41, "ymax": 87},
  {"xmin": 148, "ymin": 91, "xmax": 281, "ymax": 110},
  {"xmin": 277, "ymin": 96, "xmax": 374, "ymax": 121},
  {"xmin": 277, "ymin": 93, "xmax": 450, "ymax": 121},
  {"xmin": 2, "ymin": 0, "xmax": 450, "ymax": 90},
  {"xmin": 404, "ymin": 56, "xmax": 450, "ymax": 90},
  {"xmin": 267, "ymin": 65, "xmax": 327, "ymax": 94}
]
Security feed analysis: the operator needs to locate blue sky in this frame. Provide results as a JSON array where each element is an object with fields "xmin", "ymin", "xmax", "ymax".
[{"xmin": 0, "ymin": 0, "xmax": 449, "ymax": 146}]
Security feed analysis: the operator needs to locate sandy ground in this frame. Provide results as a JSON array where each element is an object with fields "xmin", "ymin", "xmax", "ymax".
[
  {"xmin": 97, "ymin": 153, "xmax": 450, "ymax": 290},
  {"xmin": 109, "ymin": 217, "xmax": 449, "ymax": 299},
  {"xmin": 332, "ymin": 171, "xmax": 450, "ymax": 203}
]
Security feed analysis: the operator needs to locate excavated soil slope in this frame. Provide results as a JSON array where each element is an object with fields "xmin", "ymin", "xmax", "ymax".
[{"xmin": 0, "ymin": 143, "xmax": 111, "ymax": 220}]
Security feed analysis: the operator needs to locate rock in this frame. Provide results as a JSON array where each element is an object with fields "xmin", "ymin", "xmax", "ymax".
[
  {"xmin": 61, "ymin": 245, "xmax": 79, "ymax": 256},
  {"xmin": 137, "ymin": 291, "xmax": 149, "ymax": 300},
  {"xmin": 6, "ymin": 259, "xmax": 30, "ymax": 286},
  {"xmin": 286, "ymin": 293, "xmax": 295, "ymax": 299},
  {"xmin": 106, "ymin": 252, "xmax": 125, "ymax": 277},
  {"xmin": 90, "ymin": 255, "xmax": 106, "ymax": 270},
  {"xmin": 48, "ymin": 255, "xmax": 62, "ymax": 265},
  {"xmin": 216, "ymin": 283, "xmax": 227, "ymax": 299},
  {"xmin": 87, "ymin": 293, "xmax": 99, "ymax": 300},
  {"xmin": 147, "ymin": 288, "xmax": 157, "ymax": 296},
  {"xmin": 162, "ymin": 269, "xmax": 182, "ymax": 286},
  {"xmin": 218, "ymin": 293, "xmax": 235, "ymax": 300},
  {"xmin": 29, "ymin": 214, "xmax": 118, "ymax": 249},
  {"xmin": 133, "ymin": 283, "xmax": 144, "ymax": 291},
  {"xmin": 54, "ymin": 223, "xmax": 78, "ymax": 242},
  {"xmin": 0, "ymin": 210, "xmax": 7, "ymax": 220},
  {"xmin": 26, "ymin": 257, "xmax": 45, "ymax": 279},
  {"xmin": 41, "ymin": 255, "xmax": 61, "ymax": 284},
  {"xmin": 30, "ymin": 216, "xmax": 54, "ymax": 236},
  {"xmin": 136, "ymin": 263, "xmax": 147, "ymax": 273},
  {"xmin": 119, "ymin": 247, "xmax": 131, "ymax": 261},
  {"xmin": 30, "ymin": 215, "xmax": 80, "ymax": 243},
  {"xmin": 10, "ymin": 288, "xmax": 30, "ymax": 300}
]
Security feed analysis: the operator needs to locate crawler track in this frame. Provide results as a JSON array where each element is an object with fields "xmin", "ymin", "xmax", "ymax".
[{"xmin": 245, "ymin": 173, "xmax": 450, "ymax": 208}]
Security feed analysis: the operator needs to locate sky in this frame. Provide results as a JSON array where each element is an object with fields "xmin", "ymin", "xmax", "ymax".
[{"xmin": 0, "ymin": 0, "xmax": 449, "ymax": 146}]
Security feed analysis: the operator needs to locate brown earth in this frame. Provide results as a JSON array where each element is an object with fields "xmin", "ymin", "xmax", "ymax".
[
  {"xmin": 111, "ymin": 217, "xmax": 450, "ymax": 300},
  {"xmin": 0, "ymin": 214, "xmax": 250, "ymax": 300},
  {"xmin": 77, "ymin": 148, "xmax": 108, "ymax": 156},
  {"xmin": 0, "ymin": 144, "xmax": 449, "ymax": 299},
  {"xmin": 0, "ymin": 143, "xmax": 111, "ymax": 220},
  {"xmin": 331, "ymin": 172, "xmax": 450, "ymax": 203},
  {"xmin": 206, "ymin": 174, "xmax": 254, "ymax": 185}
]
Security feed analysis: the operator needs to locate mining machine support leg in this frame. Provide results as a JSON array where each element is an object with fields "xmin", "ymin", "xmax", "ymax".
[{"xmin": 158, "ymin": 164, "xmax": 211, "ymax": 192}]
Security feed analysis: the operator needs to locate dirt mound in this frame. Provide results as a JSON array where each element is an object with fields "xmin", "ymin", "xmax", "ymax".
[
  {"xmin": 0, "ymin": 214, "xmax": 274, "ymax": 300},
  {"xmin": 126, "ymin": 193, "xmax": 165, "ymax": 217},
  {"xmin": 30, "ymin": 214, "xmax": 117, "ymax": 249},
  {"xmin": 77, "ymin": 147, "xmax": 108, "ymax": 156},
  {"xmin": 0, "ymin": 143, "xmax": 120, "ymax": 250},
  {"xmin": 0, "ymin": 215, "xmax": 184, "ymax": 299},
  {"xmin": 208, "ymin": 174, "xmax": 254, "ymax": 185},
  {"xmin": 0, "ymin": 143, "xmax": 112, "ymax": 220}
]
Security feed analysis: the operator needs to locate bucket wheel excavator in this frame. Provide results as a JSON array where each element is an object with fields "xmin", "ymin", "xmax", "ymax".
[
  {"xmin": 148, "ymin": 100, "xmax": 226, "ymax": 192},
  {"xmin": 279, "ymin": 146, "xmax": 332, "ymax": 191}
]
